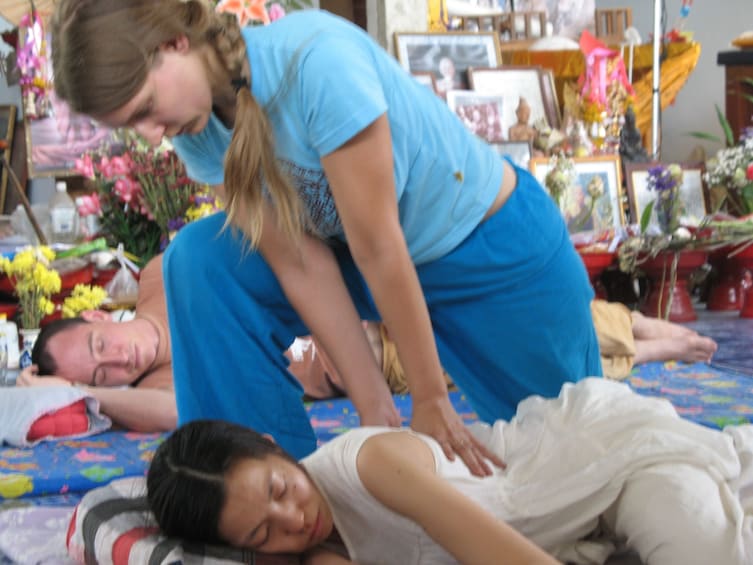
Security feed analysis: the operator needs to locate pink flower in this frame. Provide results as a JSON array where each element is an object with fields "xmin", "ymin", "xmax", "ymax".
[
  {"xmin": 746, "ymin": 163, "xmax": 753, "ymax": 181},
  {"xmin": 77, "ymin": 193, "xmax": 102, "ymax": 216},
  {"xmin": 268, "ymin": 3, "xmax": 286, "ymax": 21},
  {"xmin": 113, "ymin": 177, "xmax": 142, "ymax": 204},
  {"xmin": 74, "ymin": 154, "xmax": 95, "ymax": 179},
  {"xmin": 108, "ymin": 154, "xmax": 134, "ymax": 176}
]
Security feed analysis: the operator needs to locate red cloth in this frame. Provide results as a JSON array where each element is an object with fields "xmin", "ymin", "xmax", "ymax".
[{"xmin": 26, "ymin": 398, "xmax": 89, "ymax": 441}]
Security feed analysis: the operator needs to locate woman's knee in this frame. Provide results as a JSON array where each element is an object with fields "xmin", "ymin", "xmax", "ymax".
[{"xmin": 607, "ymin": 464, "xmax": 747, "ymax": 565}]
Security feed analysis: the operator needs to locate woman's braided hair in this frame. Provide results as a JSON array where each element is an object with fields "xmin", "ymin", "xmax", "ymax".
[{"xmin": 51, "ymin": 0, "xmax": 304, "ymax": 248}]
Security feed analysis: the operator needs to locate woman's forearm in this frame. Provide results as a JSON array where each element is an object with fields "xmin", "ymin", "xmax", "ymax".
[{"xmin": 259, "ymin": 226, "xmax": 396, "ymax": 423}]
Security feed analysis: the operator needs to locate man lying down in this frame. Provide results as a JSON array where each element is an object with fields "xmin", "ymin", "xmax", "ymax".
[{"xmin": 17, "ymin": 256, "xmax": 717, "ymax": 434}]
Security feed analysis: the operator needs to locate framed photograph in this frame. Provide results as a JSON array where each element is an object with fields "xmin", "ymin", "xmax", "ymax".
[
  {"xmin": 538, "ymin": 68, "xmax": 561, "ymax": 129},
  {"xmin": 529, "ymin": 155, "xmax": 626, "ymax": 234},
  {"xmin": 625, "ymin": 162, "xmax": 710, "ymax": 228},
  {"xmin": 446, "ymin": 90, "xmax": 506, "ymax": 143},
  {"xmin": 469, "ymin": 66, "xmax": 556, "ymax": 139},
  {"xmin": 19, "ymin": 30, "xmax": 124, "ymax": 178},
  {"xmin": 492, "ymin": 141, "xmax": 532, "ymax": 169},
  {"xmin": 24, "ymin": 93, "xmax": 124, "ymax": 179},
  {"xmin": 0, "ymin": 105, "xmax": 16, "ymax": 212},
  {"xmin": 412, "ymin": 72, "xmax": 438, "ymax": 95},
  {"xmin": 393, "ymin": 32, "xmax": 501, "ymax": 98}
]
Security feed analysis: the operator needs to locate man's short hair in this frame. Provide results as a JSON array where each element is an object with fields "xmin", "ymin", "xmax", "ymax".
[{"xmin": 32, "ymin": 317, "xmax": 90, "ymax": 375}]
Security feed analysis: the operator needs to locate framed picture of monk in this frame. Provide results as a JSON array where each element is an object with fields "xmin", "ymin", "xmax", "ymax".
[
  {"xmin": 529, "ymin": 155, "xmax": 626, "ymax": 234},
  {"xmin": 393, "ymin": 32, "xmax": 501, "ymax": 100}
]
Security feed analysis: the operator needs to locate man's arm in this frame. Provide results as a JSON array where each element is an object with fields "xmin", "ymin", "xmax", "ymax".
[
  {"xmin": 76, "ymin": 384, "xmax": 176, "ymax": 432},
  {"xmin": 18, "ymin": 364, "xmax": 177, "ymax": 432}
]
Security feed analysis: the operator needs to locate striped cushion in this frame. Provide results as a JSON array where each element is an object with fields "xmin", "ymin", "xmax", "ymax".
[{"xmin": 66, "ymin": 476, "xmax": 300, "ymax": 565}]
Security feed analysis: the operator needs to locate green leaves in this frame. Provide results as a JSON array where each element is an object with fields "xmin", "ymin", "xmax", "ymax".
[
  {"xmin": 688, "ymin": 103, "xmax": 735, "ymax": 147},
  {"xmin": 640, "ymin": 199, "xmax": 655, "ymax": 234}
]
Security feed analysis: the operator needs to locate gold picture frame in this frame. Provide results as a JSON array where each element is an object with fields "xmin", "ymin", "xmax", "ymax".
[
  {"xmin": 529, "ymin": 155, "xmax": 626, "ymax": 234},
  {"xmin": 0, "ymin": 104, "xmax": 17, "ymax": 212}
]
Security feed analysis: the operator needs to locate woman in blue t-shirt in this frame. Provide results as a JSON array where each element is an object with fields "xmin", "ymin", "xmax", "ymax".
[{"xmin": 50, "ymin": 0, "xmax": 601, "ymax": 471}]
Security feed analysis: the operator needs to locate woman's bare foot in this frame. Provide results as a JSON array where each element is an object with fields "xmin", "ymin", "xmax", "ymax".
[{"xmin": 630, "ymin": 310, "xmax": 718, "ymax": 365}]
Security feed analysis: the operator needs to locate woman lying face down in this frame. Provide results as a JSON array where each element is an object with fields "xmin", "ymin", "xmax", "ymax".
[{"xmin": 147, "ymin": 379, "xmax": 753, "ymax": 565}]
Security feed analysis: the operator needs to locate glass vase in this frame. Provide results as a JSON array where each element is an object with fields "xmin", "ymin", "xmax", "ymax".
[{"xmin": 19, "ymin": 327, "xmax": 41, "ymax": 370}]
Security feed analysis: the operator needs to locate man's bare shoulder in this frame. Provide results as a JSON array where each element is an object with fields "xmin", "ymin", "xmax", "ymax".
[{"xmin": 134, "ymin": 363, "xmax": 173, "ymax": 391}]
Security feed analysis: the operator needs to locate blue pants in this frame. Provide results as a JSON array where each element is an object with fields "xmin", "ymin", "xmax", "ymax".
[{"xmin": 163, "ymin": 166, "xmax": 601, "ymax": 459}]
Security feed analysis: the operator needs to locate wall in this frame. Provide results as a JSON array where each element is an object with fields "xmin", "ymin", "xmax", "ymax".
[
  {"xmin": 596, "ymin": 0, "xmax": 751, "ymax": 162},
  {"xmin": 368, "ymin": 0, "xmax": 429, "ymax": 53}
]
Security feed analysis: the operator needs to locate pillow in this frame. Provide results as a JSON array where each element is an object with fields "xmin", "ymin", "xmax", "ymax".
[
  {"xmin": 27, "ymin": 398, "xmax": 90, "ymax": 442},
  {"xmin": 67, "ymin": 477, "xmax": 301, "ymax": 565},
  {"xmin": 0, "ymin": 386, "xmax": 111, "ymax": 447}
]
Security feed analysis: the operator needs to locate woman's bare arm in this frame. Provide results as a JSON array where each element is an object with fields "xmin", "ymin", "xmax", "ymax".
[
  {"xmin": 357, "ymin": 432, "xmax": 558, "ymax": 565},
  {"xmin": 255, "ymin": 201, "xmax": 399, "ymax": 427},
  {"xmin": 322, "ymin": 114, "xmax": 500, "ymax": 475}
]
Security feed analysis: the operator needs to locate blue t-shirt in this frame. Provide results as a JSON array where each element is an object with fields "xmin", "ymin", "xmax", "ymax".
[{"xmin": 172, "ymin": 10, "xmax": 504, "ymax": 264}]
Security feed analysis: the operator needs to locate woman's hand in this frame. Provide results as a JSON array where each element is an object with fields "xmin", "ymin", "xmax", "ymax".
[
  {"xmin": 358, "ymin": 393, "xmax": 402, "ymax": 427},
  {"xmin": 411, "ymin": 395, "xmax": 505, "ymax": 477},
  {"xmin": 16, "ymin": 365, "xmax": 72, "ymax": 388}
]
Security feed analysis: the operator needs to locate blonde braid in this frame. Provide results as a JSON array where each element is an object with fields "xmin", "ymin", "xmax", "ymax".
[{"xmin": 207, "ymin": 11, "xmax": 305, "ymax": 248}]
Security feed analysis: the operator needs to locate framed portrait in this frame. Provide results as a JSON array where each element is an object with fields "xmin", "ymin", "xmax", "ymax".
[
  {"xmin": 20, "ymin": 31, "xmax": 124, "ymax": 178},
  {"xmin": 446, "ymin": 90, "xmax": 506, "ymax": 144},
  {"xmin": 492, "ymin": 141, "xmax": 532, "ymax": 169},
  {"xmin": 0, "ymin": 105, "xmax": 16, "ymax": 212},
  {"xmin": 412, "ymin": 72, "xmax": 439, "ymax": 95},
  {"xmin": 393, "ymin": 32, "xmax": 501, "ymax": 98},
  {"xmin": 538, "ymin": 68, "xmax": 561, "ymax": 129},
  {"xmin": 529, "ymin": 155, "xmax": 626, "ymax": 234},
  {"xmin": 24, "ymin": 94, "xmax": 124, "ymax": 179},
  {"xmin": 468, "ymin": 66, "xmax": 557, "ymax": 140},
  {"xmin": 625, "ymin": 162, "xmax": 710, "ymax": 228}
]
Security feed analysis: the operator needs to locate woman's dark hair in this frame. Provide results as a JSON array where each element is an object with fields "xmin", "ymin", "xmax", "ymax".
[
  {"xmin": 147, "ymin": 419, "xmax": 295, "ymax": 544},
  {"xmin": 31, "ymin": 317, "xmax": 89, "ymax": 374}
]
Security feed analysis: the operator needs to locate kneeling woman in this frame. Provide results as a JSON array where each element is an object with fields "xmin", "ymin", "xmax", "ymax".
[{"xmin": 147, "ymin": 379, "xmax": 752, "ymax": 565}]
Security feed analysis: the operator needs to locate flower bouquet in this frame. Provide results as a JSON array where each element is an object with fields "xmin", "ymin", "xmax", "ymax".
[
  {"xmin": 75, "ymin": 132, "xmax": 206, "ymax": 265},
  {"xmin": 0, "ymin": 246, "xmax": 61, "ymax": 330},
  {"xmin": 704, "ymin": 133, "xmax": 753, "ymax": 217},
  {"xmin": 62, "ymin": 284, "xmax": 109, "ymax": 319},
  {"xmin": 618, "ymin": 164, "xmax": 709, "ymax": 320},
  {"xmin": 544, "ymin": 153, "xmax": 575, "ymax": 210}
]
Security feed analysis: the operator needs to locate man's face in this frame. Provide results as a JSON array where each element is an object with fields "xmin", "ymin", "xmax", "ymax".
[{"xmin": 47, "ymin": 319, "xmax": 160, "ymax": 387}]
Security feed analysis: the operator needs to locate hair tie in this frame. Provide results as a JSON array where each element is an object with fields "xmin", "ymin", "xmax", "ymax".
[{"xmin": 231, "ymin": 77, "xmax": 249, "ymax": 93}]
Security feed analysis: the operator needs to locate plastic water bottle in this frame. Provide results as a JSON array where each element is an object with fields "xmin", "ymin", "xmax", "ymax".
[
  {"xmin": 0, "ymin": 314, "xmax": 20, "ymax": 370},
  {"xmin": 49, "ymin": 181, "xmax": 79, "ymax": 244},
  {"xmin": 0, "ymin": 314, "xmax": 18, "ymax": 385}
]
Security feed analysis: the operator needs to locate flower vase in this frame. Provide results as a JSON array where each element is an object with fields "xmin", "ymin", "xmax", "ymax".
[
  {"xmin": 19, "ymin": 328, "xmax": 41, "ymax": 369},
  {"xmin": 639, "ymin": 250, "xmax": 707, "ymax": 322},
  {"xmin": 654, "ymin": 197, "xmax": 676, "ymax": 236}
]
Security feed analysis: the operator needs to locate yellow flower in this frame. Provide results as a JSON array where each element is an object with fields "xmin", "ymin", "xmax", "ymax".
[
  {"xmin": 62, "ymin": 284, "xmax": 109, "ymax": 319},
  {"xmin": 0, "ymin": 246, "xmax": 61, "ymax": 329}
]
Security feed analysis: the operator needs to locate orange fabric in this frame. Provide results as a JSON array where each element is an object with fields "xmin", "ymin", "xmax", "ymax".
[{"xmin": 26, "ymin": 398, "xmax": 89, "ymax": 441}]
